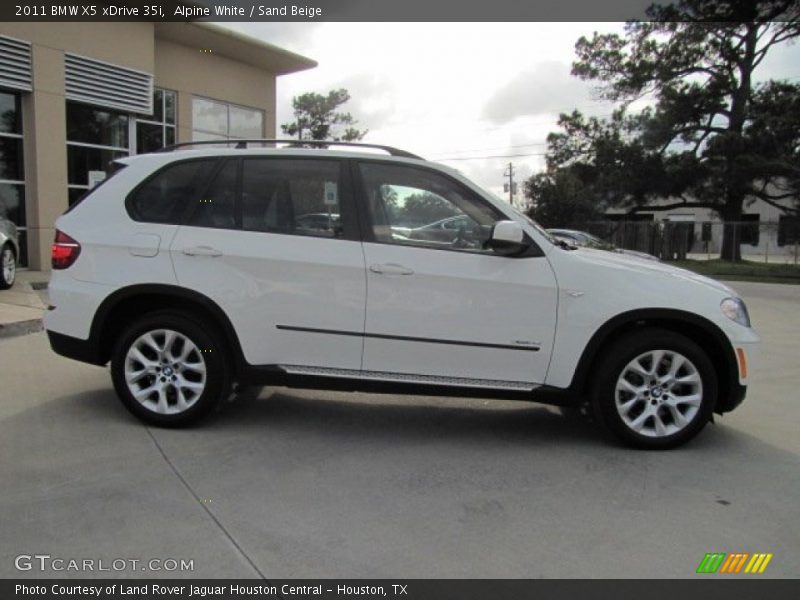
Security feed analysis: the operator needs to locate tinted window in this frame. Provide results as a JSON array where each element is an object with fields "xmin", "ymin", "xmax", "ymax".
[
  {"xmin": 66, "ymin": 161, "xmax": 127, "ymax": 211},
  {"xmin": 0, "ymin": 91, "xmax": 21, "ymax": 134},
  {"xmin": 241, "ymin": 159, "xmax": 343, "ymax": 238},
  {"xmin": 136, "ymin": 122, "xmax": 163, "ymax": 154},
  {"xmin": 0, "ymin": 136, "xmax": 23, "ymax": 180},
  {"xmin": 188, "ymin": 160, "xmax": 237, "ymax": 228},
  {"xmin": 0, "ymin": 183, "xmax": 25, "ymax": 224},
  {"xmin": 359, "ymin": 162, "xmax": 502, "ymax": 252},
  {"xmin": 66, "ymin": 102, "xmax": 128, "ymax": 148},
  {"xmin": 128, "ymin": 160, "xmax": 216, "ymax": 224},
  {"xmin": 67, "ymin": 145, "xmax": 127, "ymax": 186}
]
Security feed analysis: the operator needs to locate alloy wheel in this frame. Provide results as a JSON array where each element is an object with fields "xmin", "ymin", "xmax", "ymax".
[
  {"xmin": 614, "ymin": 349, "xmax": 703, "ymax": 438},
  {"xmin": 124, "ymin": 329, "xmax": 207, "ymax": 415}
]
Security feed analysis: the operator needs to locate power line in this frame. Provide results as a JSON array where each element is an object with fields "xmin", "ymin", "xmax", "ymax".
[
  {"xmin": 435, "ymin": 152, "xmax": 548, "ymax": 161},
  {"xmin": 428, "ymin": 142, "xmax": 549, "ymax": 158}
]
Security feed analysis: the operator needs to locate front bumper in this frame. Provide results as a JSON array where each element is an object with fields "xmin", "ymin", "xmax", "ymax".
[{"xmin": 718, "ymin": 381, "xmax": 747, "ymax": 414}]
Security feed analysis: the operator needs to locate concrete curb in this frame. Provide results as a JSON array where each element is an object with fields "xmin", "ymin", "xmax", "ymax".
[{"xmin": 0, "ymin": 318, "xmax": 44, "ymax": 340}]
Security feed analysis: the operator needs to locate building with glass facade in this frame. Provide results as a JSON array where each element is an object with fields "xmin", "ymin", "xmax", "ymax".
[{"xmin": 0, "ymin": 22, "xmax": 315, "ymax": 269}]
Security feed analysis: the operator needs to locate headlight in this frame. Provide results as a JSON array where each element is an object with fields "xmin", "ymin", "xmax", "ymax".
[{"xmin": 721, "ymin": 297, "xmax": 751, "ymax": 327}]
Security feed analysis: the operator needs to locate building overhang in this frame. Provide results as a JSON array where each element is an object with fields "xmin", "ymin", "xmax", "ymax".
[{"xmin": 154, "ymin": 22, "xmax": 317, "ymax": 76}]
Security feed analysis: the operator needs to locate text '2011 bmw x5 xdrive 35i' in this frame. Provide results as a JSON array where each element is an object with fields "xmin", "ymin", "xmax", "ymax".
[{"xmin": 45, "ymin": 140, "xmax": 760, "ymax": 449}]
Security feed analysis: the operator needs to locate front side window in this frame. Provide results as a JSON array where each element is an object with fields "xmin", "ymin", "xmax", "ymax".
[
  {"xmin": 241, "ymin": 159, "xmax": 343, "ymax": 238},
  {"xmin": 127, "ymin": 159, "xmax": 217, "ymax": 224},
  {"xmin": 359, "ymin": 162, "xmax": 502, "ymax": 252}
]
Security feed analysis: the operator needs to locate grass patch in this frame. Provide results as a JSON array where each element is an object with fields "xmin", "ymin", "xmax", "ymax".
[{"xmin": 671, "ymin": 259, "xmax": 800, "ymax": 284}]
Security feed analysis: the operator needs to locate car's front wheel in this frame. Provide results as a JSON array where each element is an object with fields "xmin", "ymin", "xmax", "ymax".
[
  {"xmin": 592, "ymin": 328, "xmax": 718, "ymax": 449},
  {"xmin": 0, "ymin": 244, "xmax": 16, "ymax": 290},
  {"xmin": 111, "ymin": 311, "xmax": 231, "ymax": 426}
]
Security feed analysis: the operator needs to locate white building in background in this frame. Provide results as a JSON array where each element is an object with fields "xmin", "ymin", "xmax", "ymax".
[{"xmin": 605, "ymin": 194, "xmax": 799, "ymax": 260}]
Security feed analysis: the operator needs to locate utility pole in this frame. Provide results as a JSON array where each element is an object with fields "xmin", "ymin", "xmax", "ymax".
[{"xmin": 503, "ymin": 162, "xmax": 516, "ymax": 207}]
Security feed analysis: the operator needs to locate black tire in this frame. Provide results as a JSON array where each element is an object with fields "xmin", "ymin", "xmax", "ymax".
[
  {"xmin": 111, "ymin": 310, "xmax": 232, "ymax": 427},
  {"xmin": 591, "ymin": 328, "xmax": 718, "ymax": 449},
  {"xmin": 0, "ymin": 244, "xmax": 15, "ymax": 290}
]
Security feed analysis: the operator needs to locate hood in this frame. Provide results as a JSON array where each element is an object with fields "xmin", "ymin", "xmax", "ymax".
[
  {"xmin": 616, "ymin": 248, "xmax": 659, "ymax": 261},
  {"xmin": 569, "ymin": 247, "xmax": 736, "ymax": 296}
]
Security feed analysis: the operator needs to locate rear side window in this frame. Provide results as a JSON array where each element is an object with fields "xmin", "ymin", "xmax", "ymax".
[
  {"xmin": 188, "ymin": 160, "xmax": 237, "ymax": 229},
  {"xmin": 127, "ymin": 159, "xmax": 217, "ymax": 224},
  {"xmin": 241, "ymin": 159, "xmax": 343, "ymax": 238}
]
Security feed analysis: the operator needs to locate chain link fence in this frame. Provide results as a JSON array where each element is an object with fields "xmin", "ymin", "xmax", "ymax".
[{"xmin": 583, "ymin": 220, "xmax": 800, "ymax": 264}]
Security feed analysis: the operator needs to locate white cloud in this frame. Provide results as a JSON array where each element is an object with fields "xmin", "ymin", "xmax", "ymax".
[
  {"xmin": 218, "ymin": 21, "xmax": 800, "ymax": 197},
  {"xmin": 482, "ymin": 61, "xmax": 607, "ymax": 123}
]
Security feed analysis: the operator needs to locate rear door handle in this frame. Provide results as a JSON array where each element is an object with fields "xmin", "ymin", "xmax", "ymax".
[
  {"xmin": 182, "ymin": 245, "xmax": 223, "ymax": 257},
  {"xmin": 369, "ymin": 263, "xmax": 414, "ymax": 276}
]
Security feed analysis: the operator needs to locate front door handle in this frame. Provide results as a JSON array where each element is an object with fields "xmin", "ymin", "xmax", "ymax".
[
  {"xmin": 182, "ymin": 245, "xmax": 223, "ymax": 257},
  {"xmin": 369, "ymin": 263, "xmax": 414, "ymax": 276}
]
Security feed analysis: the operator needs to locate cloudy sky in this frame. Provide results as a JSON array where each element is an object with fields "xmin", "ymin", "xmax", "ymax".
[{"xmin": 219, "ymin": 22, "xmax": 800, "ymax": 199}]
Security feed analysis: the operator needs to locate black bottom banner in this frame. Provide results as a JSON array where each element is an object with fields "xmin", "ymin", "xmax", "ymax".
[{"xmin": 2, "ymin": 579, "xmax": 796, "ymax": 600}]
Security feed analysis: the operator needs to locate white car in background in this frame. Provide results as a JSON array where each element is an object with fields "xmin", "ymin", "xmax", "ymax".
[{"xmin": 45, "ymin": 141, "xmax": 759, "ymax": 449}]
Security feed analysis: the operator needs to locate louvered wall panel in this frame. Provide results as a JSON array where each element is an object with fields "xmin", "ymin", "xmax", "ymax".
[
  {"xmin": 0, "ymin": 35, "xmax": 32, "ymax": 92},
  {"xmin": 65, "ymin": 53, "xmax": 153, "ymax": 115}
]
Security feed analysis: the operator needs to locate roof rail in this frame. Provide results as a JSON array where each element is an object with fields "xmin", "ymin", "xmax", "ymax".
[{"xmin": 156, "ymin": 139, "xmax": 424, "ymax": 160}]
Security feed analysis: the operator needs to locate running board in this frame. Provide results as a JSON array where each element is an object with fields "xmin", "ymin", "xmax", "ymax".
[{"xmin": 279, "ymin": 365, "xmax": 538, "ymax": 392}]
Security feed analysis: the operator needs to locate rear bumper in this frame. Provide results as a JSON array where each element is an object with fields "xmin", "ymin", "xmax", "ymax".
[{"xmin": 47, "ymin": 330, "xmax": 105, "ymax": 366}]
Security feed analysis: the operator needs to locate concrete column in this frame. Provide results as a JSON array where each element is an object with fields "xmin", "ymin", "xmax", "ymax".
[{"xmin": 23, "ymin": 44, "xmax": 67, "ymax": 271}]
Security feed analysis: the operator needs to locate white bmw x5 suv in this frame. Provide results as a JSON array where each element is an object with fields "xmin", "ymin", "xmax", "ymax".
[{"xmin": 45, "ymin": 140, "xmax": 759, "ymax": 449}]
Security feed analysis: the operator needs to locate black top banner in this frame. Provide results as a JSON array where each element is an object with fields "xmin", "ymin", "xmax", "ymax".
[{"xmin": 5, "ymin": 0, "xmax": 666, "ymax": 22}]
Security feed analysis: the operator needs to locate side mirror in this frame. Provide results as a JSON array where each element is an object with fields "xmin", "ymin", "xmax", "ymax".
[{"xmin": 488, "ymin": 220, "xmax": 529, "ymax": 256}]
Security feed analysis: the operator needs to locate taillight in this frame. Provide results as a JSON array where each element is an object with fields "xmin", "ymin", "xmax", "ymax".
[{"xmin": 52, "ymin": 230, "xmax": 81, "ymax": 269}]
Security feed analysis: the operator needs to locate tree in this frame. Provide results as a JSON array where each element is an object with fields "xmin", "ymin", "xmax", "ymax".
[
  {"xmin": 281, "ymin": 88, "xmax": 367, "ymax": 142},
  {"xmin": 558, "ymin": 0, "xmax": 800, "ymax": 260},
  {"xmin": 526, "ymin": 167, "xmax": 605, "ymax": 228}
]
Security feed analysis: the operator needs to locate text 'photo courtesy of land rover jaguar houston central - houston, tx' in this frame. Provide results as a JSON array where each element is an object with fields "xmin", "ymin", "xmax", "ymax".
[{"xmin": 44, "ymin": 140, "xmax": 760, "ymax": 449}]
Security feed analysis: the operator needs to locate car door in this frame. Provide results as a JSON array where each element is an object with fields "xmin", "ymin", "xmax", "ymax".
[
  {"xmin": 170, "ymin": 156, "xmax": 366, "ymax": 370},
  {"xmin": 356, "ymin": 161, "xmax": 558, "ymax": 387}
]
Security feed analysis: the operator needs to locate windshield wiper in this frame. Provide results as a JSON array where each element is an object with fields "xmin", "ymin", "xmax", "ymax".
[{"xmin": 555, "ymin": 239, "xmax": 578, "ymax": 250}]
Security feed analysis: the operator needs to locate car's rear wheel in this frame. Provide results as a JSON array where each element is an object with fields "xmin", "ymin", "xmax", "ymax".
[
  {"xmin": 592, "ymin": 328, "xmax": 717, "ymax": 449},
  {"xmin": 111, "ymin": 311, "xmax": 231, "ymax": 426},
  {"xmin": 0, "ymin": 244, "xmax": 15, "ymax": 290}
]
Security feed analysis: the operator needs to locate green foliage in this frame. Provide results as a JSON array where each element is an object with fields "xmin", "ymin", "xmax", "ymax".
[
  {"xmin": 281, "ymin": 88, "xmax": 368, "ymax": 142},
  {"xmin": 526, "ymin": 168, "xmax": 604, "ymax": 228},
  {"xmin": 533, "ymin": 0, "xmax": 800, "ymax": 260}
]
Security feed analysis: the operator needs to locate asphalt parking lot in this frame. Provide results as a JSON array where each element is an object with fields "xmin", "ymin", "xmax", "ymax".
[{"xmin": 0, "ymin": 281, "xmax": 798, "ymax": 579}]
